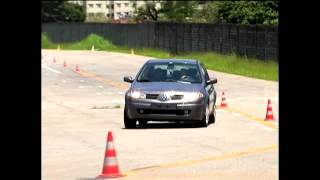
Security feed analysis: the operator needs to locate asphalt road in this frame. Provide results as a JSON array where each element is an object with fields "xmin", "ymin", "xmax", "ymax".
[{"xmin": 42, "ymin": 49, "xmax": 278, "ymax": 180}]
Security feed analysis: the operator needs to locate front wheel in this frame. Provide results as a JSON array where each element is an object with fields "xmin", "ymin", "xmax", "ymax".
[
  {"xmin": 199, "ymin": 104, "xmax": 210, "ymax": 127},
  {"xmin": 124, "ymin": 107, "xmax": 136, "ymax": 129},
  {"xmin": 209, "ymin": 105, "xmax": 216, "ymax": 124}
]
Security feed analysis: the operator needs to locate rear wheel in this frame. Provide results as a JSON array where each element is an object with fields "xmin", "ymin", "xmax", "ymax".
[{"xmin": 124, "ymin": 106, "xmax": 136, "ymax": 129}]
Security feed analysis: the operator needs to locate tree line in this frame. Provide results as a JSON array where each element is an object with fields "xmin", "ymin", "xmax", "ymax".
[{"xmin": 42, "ymin": 1, "xmax": 278, "ymax": 25}]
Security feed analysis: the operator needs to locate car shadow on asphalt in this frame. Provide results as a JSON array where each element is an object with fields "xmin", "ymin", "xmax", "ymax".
[{"xmin": 122, "ymin": 122, "xmax": 211, "ymax": 129}]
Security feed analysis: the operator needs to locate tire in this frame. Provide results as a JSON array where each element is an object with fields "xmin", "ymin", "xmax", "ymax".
[
  {"xmin": 124, "ymin": 106, "xmax": 136, "ymax": 129},
  {"xmin": 209, "ymin": 105, "xmax": 216, "ymax": 124},
  {"xmin": 199, "ymin": 104, "xmax": 209, "ymax": 127}
]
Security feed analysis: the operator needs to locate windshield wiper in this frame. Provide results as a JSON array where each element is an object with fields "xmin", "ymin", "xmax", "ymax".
[
  {"xmin": 166, "ymin": 79, "xmax": 178, "ymax": 82},
  {"xmin": 177, "ymin": 80, "xmax": 191, "ymax": 84}
]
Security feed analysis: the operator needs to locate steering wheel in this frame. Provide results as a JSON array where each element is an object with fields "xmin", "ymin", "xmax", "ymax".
[
  {"xmin": 181, "ymin": 75, "xmax": 189, "ymax": 79},
  {"xmin": 180, "ymin": 75, "xmax": 195, "ymax": 81}
]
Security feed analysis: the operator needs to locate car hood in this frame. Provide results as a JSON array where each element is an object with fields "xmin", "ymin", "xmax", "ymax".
[{"xmin": 132, "ymin": 82, "xmax": 203, "ymax": 93}]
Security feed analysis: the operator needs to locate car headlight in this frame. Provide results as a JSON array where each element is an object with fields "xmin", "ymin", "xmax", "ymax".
[
  {"xmin": 129, "ymin": 90, "xmax": 146, "ymax": 99},
  {"xmin": 184, "ymin": 92, "xmax": 204, "ymax": 101}
]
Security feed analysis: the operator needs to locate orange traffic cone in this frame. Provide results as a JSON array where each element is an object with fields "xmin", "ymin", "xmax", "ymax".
[
  {"xmin": 96, "ymin": 131, "xmax": 125, "ymax": 179},
  {"xmin": 220, "ymin": 92, "xmax": 228, "ymax": 108},
  {"xmin": 265, "ymin": 99, "xmax": 275, "ymax": 121},
  {"xmin": 53, "ymin": 57, "xmax": 56, "ymax": 63},
  {"xmin": 63, "ymin": 61, "xmax": 67, "ymax": 67},
  {"xmin": 75, "ymin": 64, "xmax": 80, "ymax": 72}
]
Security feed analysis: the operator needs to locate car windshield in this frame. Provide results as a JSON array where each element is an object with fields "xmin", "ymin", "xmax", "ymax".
[{"xmin": 137, "ymin": 62, "xmax": 202, "ymax": 83}]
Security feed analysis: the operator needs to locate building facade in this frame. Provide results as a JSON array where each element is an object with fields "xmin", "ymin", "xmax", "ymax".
[{"xmin": 69, "ymin": 0, "xmax": 159, "ymax": 21}]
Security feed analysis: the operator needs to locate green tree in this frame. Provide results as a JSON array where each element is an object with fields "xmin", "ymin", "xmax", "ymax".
[
  {"xmin": 42, "ymin": 1, "xmax": 86, "ymax": 22},
  {"xmin": 214, "ymin": 1, "xmax": 278, "ymax": 24},
  {"xmin": 192, "ymin": 1, "xmax": 219, "ymax": 23},
  {"xmin": 160, "ymin": 1, "xmax": 198, "ymax": 22},
  {"xmin": 134, "ymin": 1, "xmax": 161, "ymax": 22}
]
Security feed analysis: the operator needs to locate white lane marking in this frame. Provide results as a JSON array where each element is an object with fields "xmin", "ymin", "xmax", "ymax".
[
  {"xmin": 98, "ymin": 86, "xmax": 103, "ymax": 88},
  {"xmin": 41, "ymin": 64, "xmax": 62, "ymax": 74},
  {"xmin": 78, "ymin": 86, "xmax": 92, "ymax": 89},
  {"xmin": 80, "ymin": 80, "xmax": 85, "ymax": 82}
]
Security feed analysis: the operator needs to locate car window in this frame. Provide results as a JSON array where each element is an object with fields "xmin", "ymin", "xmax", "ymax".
[
  {"xmin": 200, "ymin": 64, "xmax": 210, "ymax": 81},
  {"xmin": 137, "ymin": 62, "xmax": 202, "ymax": 83}
]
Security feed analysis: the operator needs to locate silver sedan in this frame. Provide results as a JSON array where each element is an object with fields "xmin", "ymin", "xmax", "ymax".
[{"xmin": 123, "ymin": 59, "xmax": 217, "ymax": 128}]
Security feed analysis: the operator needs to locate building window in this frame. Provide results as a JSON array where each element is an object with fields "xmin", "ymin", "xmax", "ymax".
[
  {"xmin": 125, "ymin": 12, "xmax": 129, "ymax": 16},
  {"xmin": 96, "ymin": 4, "xmax": 101, "ymax": 8},
  {"xmin": 106, "ymin": 14, "xmax": 110, "ymax": 17},
  {"xmin": 88, "ymin": 4, "xmax": 93, "ymax": 8},
  {"xmin": 106, "ymin": 5, "xmax": 109, "ymax": 8},
  {"xmin": 111, "ymin": 4, "xmax": 114, "ymax": 9},
  {"xmin": 124, "ymin": 3, "xmax": 129, "ymax": 7},
  {"xmin": 132, "ymin": 3, "xmax": 136, "ymax": 8},
  {"xmin": 111, "ymin": 14, "xmax": 114, "ymax": 17},
  {"xmin": 116, "ymin": 3, "xmax": 121, "ymax": 8}
]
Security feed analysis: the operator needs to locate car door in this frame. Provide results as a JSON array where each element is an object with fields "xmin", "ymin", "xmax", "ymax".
[{"xmin": 200, "ymin": 63, "xmax": 215, "ymax": 113}]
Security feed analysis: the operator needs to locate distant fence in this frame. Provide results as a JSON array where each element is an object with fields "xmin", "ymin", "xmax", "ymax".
[{"xmin": 42, "ymin": 22, "xmax": 278, "ymax": 60}]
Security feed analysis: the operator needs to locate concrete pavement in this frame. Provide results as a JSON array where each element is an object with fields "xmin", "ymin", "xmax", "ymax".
[{"xmin": 42, "ymin": 49, "xmax": 278, "ymax": 180}]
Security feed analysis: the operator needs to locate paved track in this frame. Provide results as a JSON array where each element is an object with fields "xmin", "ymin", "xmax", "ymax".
[{"xmin": 42, "ymin": 50, "xmax": 278, "ymax": 180}]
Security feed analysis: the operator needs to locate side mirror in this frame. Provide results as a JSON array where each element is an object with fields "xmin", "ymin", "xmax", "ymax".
[
  {"xmin": 123, "ymin": 76, "xmax": 134, "ymax": 83},
  {"xmin": 206, "ymin": 78, "xmax": 217, "ymax": 85}
]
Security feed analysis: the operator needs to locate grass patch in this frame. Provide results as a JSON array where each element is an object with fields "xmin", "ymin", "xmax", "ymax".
[
  {"xmin": 176, "ymin": 52, "xmax": 278, "ymax": 81},
  {"xmin": 42, "ymin": 33, "xmax": 57, "ymax": 49},
  {"xmin": 42, "ymin": 33, "xmax": 278, "ymax": 81}
]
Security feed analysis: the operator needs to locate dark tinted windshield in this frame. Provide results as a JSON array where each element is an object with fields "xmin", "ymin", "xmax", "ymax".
[{"xmin": 137, "ymin": 62, "xmax": 202, "ymax": 83}]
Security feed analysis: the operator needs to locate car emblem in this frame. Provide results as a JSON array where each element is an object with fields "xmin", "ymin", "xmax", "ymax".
[{"xmin": 159, "ymin": 93, "xmax": 168, "ymax": 101}]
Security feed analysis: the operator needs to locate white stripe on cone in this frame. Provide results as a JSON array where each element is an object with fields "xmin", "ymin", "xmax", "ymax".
[
  {"xmin": 104, "ymin": 157, "xmax": 118, "ymax": 166},
  {"xmin": 267, "ymin": 111, "xmax": 273, "ymax": 115},
  {"xmin": 107, "ymin": 142, "xmax": 114, "ymax": 149}
]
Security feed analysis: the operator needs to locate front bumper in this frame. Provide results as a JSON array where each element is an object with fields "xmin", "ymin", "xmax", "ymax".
[{"xmin": 126, "ymin": 99, "xmax": 206, "ymax": 121}]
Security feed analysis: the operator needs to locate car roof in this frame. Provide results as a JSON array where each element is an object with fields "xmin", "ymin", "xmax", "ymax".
[{"xmin": 147, "ymin": 59, "xmax": 199, "ymax": 64}]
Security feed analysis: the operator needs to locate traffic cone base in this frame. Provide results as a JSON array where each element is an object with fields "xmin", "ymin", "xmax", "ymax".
[
  {"xmin": 97, "ymin": 172, "xmax": 125, "ymax": 178},
  {"xmin": 75, "ymin": 64, "xmax": 80, "ymax": 72},
  {"xmin": 63, "ymin": 61, "xmax": 67, "ymax": 67},
  {"xmin": 220, "ymin": 103, "xmax": 228, "ymax": 108}
]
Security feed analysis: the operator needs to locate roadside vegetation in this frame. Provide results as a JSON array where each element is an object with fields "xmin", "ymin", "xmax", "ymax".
[{"xmin": 42, "ymin": 33, "xmax": 278, "ymax": 81}]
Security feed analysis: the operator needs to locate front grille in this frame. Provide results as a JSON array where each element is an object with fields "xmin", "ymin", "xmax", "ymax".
[
  {"xmin": 137, "ymin": 109, "xmax": 191, "ymax": 115},
  {"xmin": 146, "ymin": 94, "xmax": 159, "ymax": 99},
  {"xmin": 170, "ymin": 95, "xmax": 184, "ymax": 100}
]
